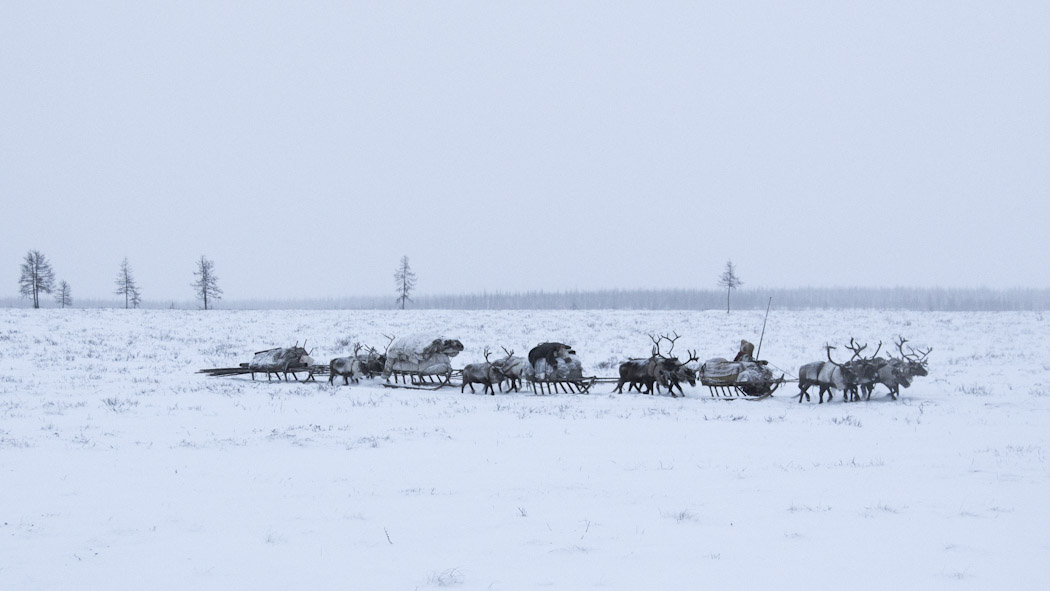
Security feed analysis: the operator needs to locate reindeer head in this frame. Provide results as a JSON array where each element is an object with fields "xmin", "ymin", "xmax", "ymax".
[
  {"xmin": 291, "ymin": 340, "xmax": 314, "ymax": 366},
  {"xmin": 674, "ymin": 350, "xmax": 700, "ymax": 386},
  {"xmin": 895, "ymin": 336, "xmax": 931, "ymax": 378},
  {"xmin": 844, "ymin": 338, "xmax": 881, "ymax": 386}
]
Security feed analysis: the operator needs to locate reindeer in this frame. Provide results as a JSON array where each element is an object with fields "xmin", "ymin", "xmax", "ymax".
[
  {"xmin": 491, "ymin": 346, "xmax": 526, "ymax": 392},
  {"xmin": 863, "ymin": 337, "xmax": 931, "ymax": 400},
  {"xmin": 648, "ymin": 333, "xmax": 702, "ymax": 397},
  {"xmin": 614, "ymin": 333, "xmax": 695, "ymax": 397},
  {"xmin": 797, "ymin": 344, "xmax": 873, "ymax": 404},
  {"xmin": 664, "ymin": 349, "xmax": 701, "ymax": 397},
  {"xmin": 842, "ymin": 338, "xmax": 882, "ymax": 402},
  {"xmin": 358, "ymin": 340, "xmax": 389, "ymax": 378},
  {"xmin": 461, "ymin": 348, "xmax": 507, "ymax": 395},
  {"xmin": 329, "ymin": 343, "xmax": 364, "ymax": 386},
  {"xmin": 614, "ymin": 358, "xmax": 671, "ymax": 395}
]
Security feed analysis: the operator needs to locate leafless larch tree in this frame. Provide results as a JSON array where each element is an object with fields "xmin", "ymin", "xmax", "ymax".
[
  {"xmin": 115, "ymin": 257, "xmax": 142, "ymax": 309},
  {"xmin": 192, "ymin": 255, "xmax": 223, "ymax": 310},
  {"xmin": 19, "ymin": 250, "xmax": 56, "ymax": 309},
  {"xmin": 718, "ymin": 260, "xmax": 743, "ymax": 314},
  {"xmin": 55, "ymin": 280, "xmax": 73, "ymax": 308},
  {"xmin": 394, "ymin": 255, "xmax": 416, "ymax": 310}
]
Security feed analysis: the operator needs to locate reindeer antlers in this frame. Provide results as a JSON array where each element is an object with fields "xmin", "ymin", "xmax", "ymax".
[
  {"xmin": 845, "ymin": 338, "xmax": 881, "ymax": 360},
  {"xmin": 501, "ymin": 346, "xmax": 515, "ymax": 358},
  {"xmin": 894, "ymin": 336, "xmax": 909, "ymax": 358},
  {"xmin": 894, "ymin": 336, "xmax": 931, "ymax": 363},
  {"xmin": 648, "ymin": 332, "xmax": 682, "ymax": 358},
  {"xmin": 825, "ymin": 344, "xmax": 845, "ymax": 367},
  {"xmin": 913, "ymin": 346, "xmax": 933, "ymax": 363}
]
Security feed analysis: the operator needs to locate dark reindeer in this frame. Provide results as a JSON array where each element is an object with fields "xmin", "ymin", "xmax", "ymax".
[
  {"xmin": 614, "ymin": 358, "xmax": 671, "ymax": 395},
  {"xmin": 614, "ymin": 334, "xmax": 694, "ymax": 397},
  {"xmin": 358, "ymin": 341, "xmax": 388, "ymax": 379},
  {"xmin": 664, "ymin": 349, "xmax": 700, "ymax": 397},
  {"xmin": 648, "ymin": 333, "xmax": 701, "ymax": 397},
  {"xmin": 842, "ymin": 338, "xmax": 882, "ymax": 402},
  {"xmin": 461, "ymin": 348, "xmax": 506, "ymax": 395}
]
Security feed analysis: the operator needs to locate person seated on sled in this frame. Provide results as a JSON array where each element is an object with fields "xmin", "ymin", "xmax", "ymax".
[
  {"xmin": 733, "ymin": 340, "xmax": 769, "ymax": 365},
  {"xmin": 733, "ymin": 340, "xmax": 755, "ymax": 362}
]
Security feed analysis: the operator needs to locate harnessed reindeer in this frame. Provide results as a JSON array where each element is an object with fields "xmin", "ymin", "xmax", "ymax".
[
  {"xmin": 863, "ymin": 336, "xmax": 931, "ymax": 400},
  {"xmin": 461, "ymin": 348, "xmax": 506, "ymax": 395},
  {"xmin": 797, "ymin": 343, "xmax": 876, "ymax": 404},
  {"xmin": 491, "ymin": 346, "xmax": 526, "ymax": 392}
]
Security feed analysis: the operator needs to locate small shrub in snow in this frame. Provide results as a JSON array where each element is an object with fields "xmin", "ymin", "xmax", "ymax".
[
  {"xmin": 662, "ymin": 509, "xmax": 698, "ymax": 523},
  {"xmin": 427, "ymin": 568, "xmax": 464, "ymax": 587},
  {"xmin": 830, "ymin": 415, "xmax": 862, "ymax": 427},
  {"xmin": 101, "ymin": 398, "xmax": 138, "ymax": 413},
  {"xmin": 956, "ymin": 384, "xmax": 992, "ymax": 396}
]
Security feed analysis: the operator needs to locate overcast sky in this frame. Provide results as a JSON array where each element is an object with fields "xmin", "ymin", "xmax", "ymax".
[{"xmin": 3, "ymin": 2, "xmax": 1048, "ymax": 302}]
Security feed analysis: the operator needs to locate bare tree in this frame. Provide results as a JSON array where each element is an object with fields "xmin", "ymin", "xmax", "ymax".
[
  {"xmin": 394, "ymin": 255, "xmax": 416, "ymax": 310},
  {"xmin": 55, "ymin": 280, "xmax": 73, "ymax": 308},
  {"xmin": 191, "ymin": 255, "xmax": 223, "ymax": 310},
  {"xmin": 717, "ymin": 260, "xmax": 743, "ymax": 313},
  {"xmin": 115, "ymin": 257, "xmax": 142, "ymax": 309},
  {"xmin": 19, "ymin": 250, "xmax": 56, "ymax": 309}
]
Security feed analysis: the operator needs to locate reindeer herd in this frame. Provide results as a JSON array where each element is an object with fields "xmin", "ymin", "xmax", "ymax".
[
  {"xmin": 797, "ymin": 337, "xmax": 931, "ymax": 403},
  {"xmin": 317, "ymin": 333, "xmax": 931, "ymax": 402}
]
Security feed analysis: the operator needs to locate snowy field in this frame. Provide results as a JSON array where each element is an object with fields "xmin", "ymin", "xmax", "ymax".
[{"xmin": 1, "ymin": 309, "xmax": 1047, "ymax": 590}]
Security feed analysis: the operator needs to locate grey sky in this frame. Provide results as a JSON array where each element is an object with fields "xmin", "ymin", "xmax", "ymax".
[{"xmin": 3, "ymin": 2, "xmax": 1048, "ymax": 302}]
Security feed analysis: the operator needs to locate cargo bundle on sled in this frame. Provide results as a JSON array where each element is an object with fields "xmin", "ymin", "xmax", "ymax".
[
  {"xmin": 699, "ymin": 357, "xmax": 783, "ymax": 399},
  {"xmin": 198, "ymin": 343, "xmax": 320, "ymax": 382},
  {"xmin": 382, "ymin": 334, "xmax": 464, "ymax": 390},
  {"xmin": 524, "ymin": 342, "xmax": 597, "ymax": 394}
]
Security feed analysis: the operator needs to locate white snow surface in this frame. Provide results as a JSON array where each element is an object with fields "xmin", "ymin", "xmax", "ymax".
[{"xmin": 1, "ymin": 309, "xmax": 1048, "ymax": 590}]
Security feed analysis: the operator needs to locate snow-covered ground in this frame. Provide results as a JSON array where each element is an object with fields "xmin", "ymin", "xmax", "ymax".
[{"xmin": 1, "ymin": 309, "xmax": 1047, "ymax": 590}]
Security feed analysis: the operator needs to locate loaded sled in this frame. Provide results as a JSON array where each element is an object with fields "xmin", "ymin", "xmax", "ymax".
[
  {"xmin": 381, "ymin": 334, "xmax": 464, "ymax": 391},
  {"xmin": 198, "ymin": 345, "xmax": 322, "ymax": 382},
  {"xmin": 698, "ymin": 357, "xmax": 785, "ymax": 399}
]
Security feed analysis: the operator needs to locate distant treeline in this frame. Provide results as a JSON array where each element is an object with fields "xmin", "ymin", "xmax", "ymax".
[
  {"xmin": 4, "ymin": 287, "xmax": 1049, "ymax": 311},
  {"xmin": 405, "ymin": 288, "xmax": 1050, "ymax": 311}
]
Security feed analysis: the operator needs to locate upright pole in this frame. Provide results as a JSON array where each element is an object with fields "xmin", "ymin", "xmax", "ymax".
[{"xmin": 756, "ymin": 297, "xmax": 772, "ymax": 360}]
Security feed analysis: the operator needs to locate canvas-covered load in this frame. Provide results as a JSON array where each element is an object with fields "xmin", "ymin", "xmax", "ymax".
[
  {"xmin": 248, "ymin": 347, "xmax": 312, "ymax": 371},
  {"xmin": 383, "ymin": 334, "xmax": 464, "ymax": 376},
  {"xmin": 525, "ymin": 353, "xmax": 583, "ymax": 382},
  {"xmin": 699, "ymin": 358, "xmax": 774, "ymax": 386}
]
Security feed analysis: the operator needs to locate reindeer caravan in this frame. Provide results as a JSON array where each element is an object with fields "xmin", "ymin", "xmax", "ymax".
[{"xmin": 197, "ymin": 331, "xmax": 930, "ymax": 403}]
